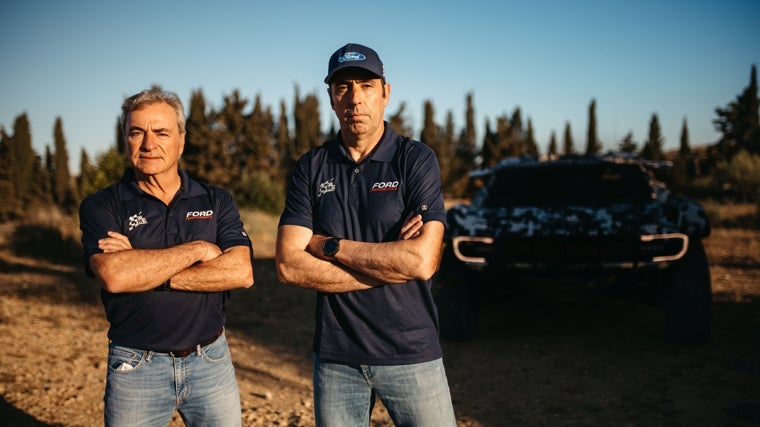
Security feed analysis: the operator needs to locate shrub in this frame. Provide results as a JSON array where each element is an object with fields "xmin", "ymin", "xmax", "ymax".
[
  {"xmin": 234, "ymin": 171, "xmax": 286, "ymax": 214},
  {"xmin": 10, "ymin": 205, "xmax": 82, "ymax": 265}
]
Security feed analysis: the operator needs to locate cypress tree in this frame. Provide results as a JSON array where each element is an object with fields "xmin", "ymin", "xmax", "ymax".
[
  {"xmin": 184, "ymin": 89, "xmax": 212, "ymax": 182},
  {"xmin": 525, "ymin": 118, "xmax": 539, "ymax": 157},
  {"xmin": 45, "ymin": 145, "xmax": 54, "ymax": 198},
  {"xmin": 248, "ymin": 94, "xmax": 275, "ymax": 174},
  {"xmin": 641, "ymin": 113, "xmax": 665, "ymax": 160},
  {"xmin": 495, "ymin": 114, "xmax": 511, "ymax": 158},
  {"xmin": 217, "ymin": 89, "xmax": 249, "ymax": 186},
  {"xmin": 714, "ymin": 64, "xmax": 760, "ymax": 159},
  {"xmin": 449, "ymin": 95, "xmax": 478, "ymax": 197},
  {"xmin": 420, "ymin": 100, "xmax": 438, "ymax": 148},
  {"xmin": 672, "ymin": 117, "xmax": 697, "ymax": 189},
  {"xmin": 502, "ymin": 108, "xmax": 523, "ymax": 158},
  {"xmin": 293, "ymin": 87, "xmax": 321, "ymax": 160},
  {"xmin": 441, "ymin": 111, "xmax": 456, "ymax": 191},
  {"xmin": 30, "ymin": 152, "xmax": 51, "ymax": 205},
  {"xmin": 78, "ymin": 148, "xmax": 93, "ymax": 198},
  {"xmin": 480, "ymin": 119, "xmax": 499, "ymax": 168},
  {"xmin": 563, "ymin": 122, "xmax": 575, "ymax": 155},
  {"xmin": 421, "ymin": 100, "xmax": 457, "ymax": 189},
  {"xmin": 680, "ymin": 117, "xmax": 697, "ymax": 178},
  {"xmin": 618, "ymin": 132, "xmax": 637, "ymax": 153},
  {"xmin": 462, "ymin": 92, "xmax": 477, "ymax": 161},
  {"xmin": 586, "ymin": 99, "xmax": 601, "ymax": 154},
  {"xmin": 547, "ymin": 131, "xmax": 558, "ymax": 159},
  {"xmin": 52, "ymin": 117, "xmax": 75, "ymax": 210},
  {"xmin": 388, "ymin": 102, "xmax": 413, "ymax": 137},
  {"xmin": 0, "ymin": 127, "xmax": 17, "ymax": 219},
  {"xmin": 275, "ymin": 100, "xmax": 292, "ymax": 183},
  {"xmin": 10, "ymin": 113, "xmax": 35, "ymax": 208}
]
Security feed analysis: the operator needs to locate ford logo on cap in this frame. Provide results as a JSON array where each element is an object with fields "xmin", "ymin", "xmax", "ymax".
[{"xmin": 339, "ymin": 52, "xmax": 366, "ymax": 63}]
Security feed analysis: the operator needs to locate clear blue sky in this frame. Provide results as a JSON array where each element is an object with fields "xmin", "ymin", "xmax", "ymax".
[{"xmin": 1, "ymin": 0, "xmax": 758, "ymax": 173}]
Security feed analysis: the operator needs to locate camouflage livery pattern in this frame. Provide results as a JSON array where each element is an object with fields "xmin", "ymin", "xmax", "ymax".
[{"xmin": 446, "ymin": 154, "xmax": 711, "ymax": 270}]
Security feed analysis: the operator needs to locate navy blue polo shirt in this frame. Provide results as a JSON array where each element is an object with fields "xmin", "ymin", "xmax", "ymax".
[
  {"xmin": 79, "ymin": 168, "xmax": 252, "ymax": 352},
  {"xmin": 279, "ymin": 124, "xmax": 447, "ymax": 365}
]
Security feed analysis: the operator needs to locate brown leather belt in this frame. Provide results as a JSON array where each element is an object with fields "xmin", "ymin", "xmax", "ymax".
[{"xmin": 168, "ymin": 328, "xmax": 223, "ymax": 358}]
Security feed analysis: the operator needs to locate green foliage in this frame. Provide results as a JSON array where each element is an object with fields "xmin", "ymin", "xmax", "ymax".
[
  {"xmin": 563, "ymin": 122, "xmax": 575, "ymax": 155},
  {"xmin": 585, "ymin": 99, "xmax": 601, "ymax": 154},
  {"xmin": 525, "ymin": 119, "xmax": 539, "ymax": 157},
  {"xmin": 0, "ymin": 127, "xmax": 17, "ymax": 220},
  {"xmin": 183, "ymin": 89, "xmax": 212, "ymax": 182},
  {"xmin": 547, "ymin": 131, "xmax": 558, "ymax": 157},
  {"xmin": 274, "ymin": 100, "xmax": 292, "ymax": 183},
  {"xmin": 713, "ymin": 65, "xmax": 759, "ymax": 160},
  {"xmin": 9, "ymin": 205, "xmax": 81, "ymax": 264},
  {"xmin": 81, "ymin": 147, "xmax": 128, "ymax": 197},
  {"xmin": 641, "ymin": 113, "xmax": 665, "ymax": 160},
  {"xmin": 11, "ymin": 113, "xmax": 35, "ymax": 207},
  {"xmin": 233, "ymin": 171, "xmax": 286, "ymax": 214},
  {"xmin": 618, "ymin": 132, "xmax": 638, "ymax": 153},
  {"xmin": 293, "ymin": 88, "xmax": 322, "ymax": 160},
  {"xmin": 0, "ymin": 180, "xmax": 16, "ymax": 221},
  {"xmin": 388, "ymin": 102, "xmax": 413, "ymax": 137},
  {"xmin": 52, "ymin": 117, "xmax": 77, "ymax": 212},
  {"xmin": 2, "ymin": 65, "xmax": 757, "ymax": 219},
  {"xmin": 715, "ymin": 150, "xmax": 760, "ymax": 201},
  {"xmin": 11, "ymin": 222, "xmax": 82, "ymax": 264}
]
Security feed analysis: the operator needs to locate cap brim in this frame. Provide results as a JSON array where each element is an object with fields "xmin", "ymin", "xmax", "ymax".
[{"xmin": 325, "ymin": 66, "xmax": 383, "ymax": 83}]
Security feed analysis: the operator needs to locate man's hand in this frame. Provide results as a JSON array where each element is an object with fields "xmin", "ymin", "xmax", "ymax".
[
  {"xmin": 306, "ymin": 213, "xmax": 424, "ymax": 260},
  {"xmin": 98, "ymin": 231, "xmax": 133, "ymax": 253},
  {"xmin": 399, "ymin": 213, "xmax": 423, "ymax": 240},
  {"xmin": 98, "ymin": 231, "xmax": 222, "ymax": 262},
  {"xmin": 306, "ymin": 235, "xmax": 331, "ymax": 260},
  {"xmin": 197, "ymin": 240, "xmax": 223, "ymax": 262}
]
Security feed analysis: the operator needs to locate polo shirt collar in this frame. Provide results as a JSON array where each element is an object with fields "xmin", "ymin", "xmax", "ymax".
[
  {"xmin": 326, "ymin": 121, "xmax": 399, "ymax": 164},
  {"xmin": 116, "ymin": 168, "xmax": 202, "ymax": 200}
]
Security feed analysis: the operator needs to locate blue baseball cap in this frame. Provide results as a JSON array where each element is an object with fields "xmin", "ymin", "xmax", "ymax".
[{"xmin": 324, "ymin": 43, "xmax": 385, "ymax": 84}]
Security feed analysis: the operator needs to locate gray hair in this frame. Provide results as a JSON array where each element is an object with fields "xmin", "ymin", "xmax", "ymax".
[{"xmin": 120, "ymin": 88, "xmax": 186, "ymax": 136}]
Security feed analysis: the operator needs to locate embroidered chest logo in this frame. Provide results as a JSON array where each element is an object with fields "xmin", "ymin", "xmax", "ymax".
[
  {"xmin": 370, "ymin": 181, "xmax": 399, "ymax": 192},
  {"xmin": 128, "ymin": 212, "xmax": 147, "ymax": 231},
  {"xmin": 186, "ymin": 210, "xmax": 214, "ymax": 220},
  {"xmin": 317, "ymin": 178, "xmax": 336, "ymax": 198}
]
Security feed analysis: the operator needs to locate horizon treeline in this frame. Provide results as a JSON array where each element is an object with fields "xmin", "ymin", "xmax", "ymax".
[{"xmin": 0, "ymin": 66, "xmax": 758, "ymax": 220}]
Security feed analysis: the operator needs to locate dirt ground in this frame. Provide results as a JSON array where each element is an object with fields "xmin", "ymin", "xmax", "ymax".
[{"xmin": 1, "ymin": 226, "xmax": 759, "ymax": 426}]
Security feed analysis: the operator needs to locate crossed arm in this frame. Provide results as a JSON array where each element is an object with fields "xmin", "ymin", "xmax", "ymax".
[
  {"xmin": 275, "ymin": 214, "xmax": 444, "ymax": 293},
  {"xmin": 89, "ymin": 231, "xmax": 254, "ymax": 293}
]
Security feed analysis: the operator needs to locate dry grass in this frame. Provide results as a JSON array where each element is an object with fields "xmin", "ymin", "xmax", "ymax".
[
  {"xmin": 701, "ymin": 200, "xmax": 758, "ymax": 228},
  {"xmin": 1, "ymin": 203, "xmax": 759, "ymax": 426},
  {"xmin": 239, "ymin": 209, "xmax": 279, "ymax": 259}
]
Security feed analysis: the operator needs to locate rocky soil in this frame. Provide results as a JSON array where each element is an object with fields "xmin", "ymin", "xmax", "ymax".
[{"xmin": 1, "ymin": 226, "xmax": 759, "ymax": 426}]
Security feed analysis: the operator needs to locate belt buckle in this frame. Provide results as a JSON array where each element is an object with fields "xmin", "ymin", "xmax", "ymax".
[
  {"xmin": 169, "ymin": 348, "xmax": 194, "ymax": 358},
  {"xmin": 167, "ymin": 329, "xmax": 222, "ymax": 358}
]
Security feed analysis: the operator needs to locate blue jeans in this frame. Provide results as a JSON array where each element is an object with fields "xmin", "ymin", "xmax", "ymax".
[
  {"xmin": 103, "ymin": 332, "xmax": 241, "ymax": 427},
  {"xmin": 313, "ymin": 355, "xmax": 457, "ymax": 427}
]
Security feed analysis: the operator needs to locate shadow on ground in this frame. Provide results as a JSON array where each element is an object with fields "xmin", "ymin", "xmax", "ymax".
[
  {"xmin": 0, "ymin": 396, "xmax": 54, "ymax": 427},
  {"xmin": 2, "ymin": 251, "xmax": 759, "ymax": 426}
]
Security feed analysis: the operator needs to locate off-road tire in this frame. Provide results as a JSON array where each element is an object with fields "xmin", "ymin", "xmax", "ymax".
[
  {"xmin": 433, "ymin": 246, "xmax": 479, "ymax": 341},
  {"xmin": 663, "ymin": 239, "xmax": 712, "ymax": 345}
]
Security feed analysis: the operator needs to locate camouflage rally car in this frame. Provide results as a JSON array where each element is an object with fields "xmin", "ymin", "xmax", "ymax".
[{"xmin": 434, "ymin": 153, "xmax": 712, "ymax": 344}]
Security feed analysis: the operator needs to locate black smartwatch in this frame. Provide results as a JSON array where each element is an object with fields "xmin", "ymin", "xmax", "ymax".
[{"xmin": 322, "ymin": 237, "xmax": 341, "ymax": 257}]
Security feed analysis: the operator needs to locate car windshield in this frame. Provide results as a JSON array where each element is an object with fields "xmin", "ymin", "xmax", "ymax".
[{"xmin": 482, "ymin": 163, "xmax": 653, "ymax": 207}]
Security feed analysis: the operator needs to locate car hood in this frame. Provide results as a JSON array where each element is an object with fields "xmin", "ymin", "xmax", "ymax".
[{"xmin": 448, "ymin": 202, "xmax": 671, "ymax": 239}]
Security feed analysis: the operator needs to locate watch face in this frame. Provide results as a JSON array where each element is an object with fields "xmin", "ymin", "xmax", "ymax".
[{"xmin": 324, "ymin": 238, "xmax": 340, "ymax": 256}]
